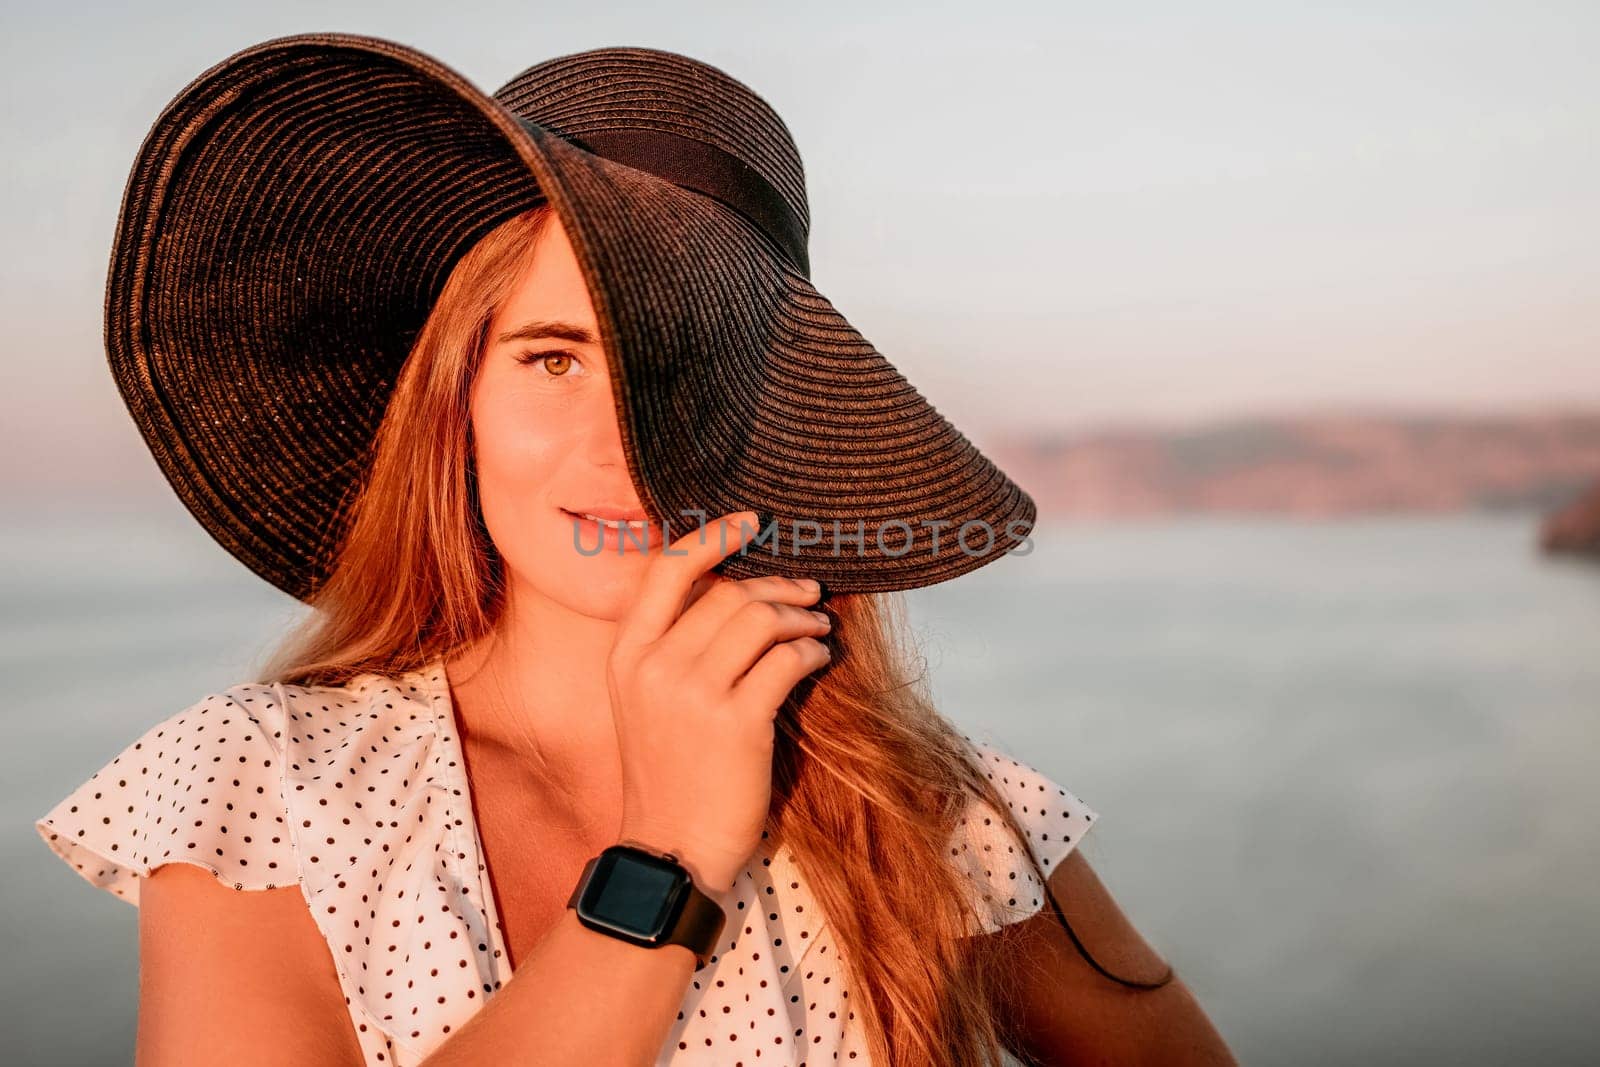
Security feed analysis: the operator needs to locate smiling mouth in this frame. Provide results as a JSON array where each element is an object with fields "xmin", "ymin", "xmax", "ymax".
[
  {"xmin": 560, "ymin": 508, "xmax": 663, "ymax": 547},
  {"xmin": 561, "ymin": 507, "xmax": 651, "ymax": 529}
]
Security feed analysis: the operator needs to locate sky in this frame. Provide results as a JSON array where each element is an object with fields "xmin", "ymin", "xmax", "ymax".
[{"xmin": 2, "ymin": 0, "xmax": 1597, "ymax": 502}]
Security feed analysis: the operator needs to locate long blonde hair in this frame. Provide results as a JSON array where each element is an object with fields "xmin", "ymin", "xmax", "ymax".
[{"xmin": 254, "ymin": 202, "xmax": 1169, "ymax": 1065}]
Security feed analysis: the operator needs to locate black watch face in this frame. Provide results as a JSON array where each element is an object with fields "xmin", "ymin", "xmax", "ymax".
[{"xmin": 579, "ymin": 846, "xmax": 689, "ymax": 941}]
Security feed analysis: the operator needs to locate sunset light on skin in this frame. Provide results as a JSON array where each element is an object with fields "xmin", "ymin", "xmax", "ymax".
[
  {"xmin": 12, "ymin": 6, "xmax": 1600, "ymax": 1066},
  {"xmin": 471, "ymin": 216, "xmax": 670, "ymax": 615}
]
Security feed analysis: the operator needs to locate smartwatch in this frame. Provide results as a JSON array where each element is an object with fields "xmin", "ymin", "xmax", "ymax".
[{"xmin": 566, "ymin": 841, "xmax": 727, "ymax": 970}]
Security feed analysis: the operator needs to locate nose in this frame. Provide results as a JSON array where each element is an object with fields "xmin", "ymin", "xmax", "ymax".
[{"xmin": 582, "ymin": 389, "xmax": 629, "ymax": 471}]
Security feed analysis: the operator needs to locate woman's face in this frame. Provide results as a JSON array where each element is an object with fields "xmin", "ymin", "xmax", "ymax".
[{"xmin": 471, "ymin": 212, "xmax": 667, "ymax": 621}]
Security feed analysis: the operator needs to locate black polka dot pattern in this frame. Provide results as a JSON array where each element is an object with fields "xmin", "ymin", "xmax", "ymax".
[
  {"xmin": 948, "ymin": 735, "xmax": 1100, "ymax": 938},
  {"xmin": 34, "ymin": 689, "xmax": 296, "ymax": 905},
  {"xmin": 35, "ymin": 660, "xmax": 1097, "ymax": 1065}
]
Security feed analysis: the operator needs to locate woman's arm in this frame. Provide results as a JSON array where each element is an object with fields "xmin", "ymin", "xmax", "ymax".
[
  {"xmin": 137, "ymin": 864, "xmax": 367, "ymax": 1065},
  {"xmin": 138, "ymin": 844, "xmax": 737, "ymax": 1067},
  {"xmin": 415, "ymin": 860, "xmax": 733, "ymax": 1067},
  {"xmin": 989, "ymin": 851, "xmax": 1237, "ymax": 1066}
]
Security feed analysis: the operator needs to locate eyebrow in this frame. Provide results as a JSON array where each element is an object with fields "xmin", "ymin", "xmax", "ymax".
[{"xmin": 494, "ymin": 319, "xmax": 601, "ymax": 346}]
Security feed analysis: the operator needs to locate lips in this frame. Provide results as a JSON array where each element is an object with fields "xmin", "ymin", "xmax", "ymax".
[
  {"xmin": 560, "ymin": 507, "xmax": 663, "ymax": 548},
  {"xmin": 562, "ymin": 505, "xmax": 650, "ymax": 522}
]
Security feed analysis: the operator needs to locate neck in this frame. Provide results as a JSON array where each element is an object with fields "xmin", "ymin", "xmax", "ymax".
[{"xmin": 443, "ymin": 585, "xmax": 623, "ymax": 785}]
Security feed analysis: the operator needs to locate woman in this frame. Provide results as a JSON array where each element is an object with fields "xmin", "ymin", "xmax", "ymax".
[{"xmin": 36, "ymin": 33, "xmax": 1234, "ymax": 1066}]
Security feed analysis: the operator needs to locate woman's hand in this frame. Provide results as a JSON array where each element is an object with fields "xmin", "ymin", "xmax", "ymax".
[{"xmin": 606, "ymin": 510, "xmax": 831, "ymax": 894}]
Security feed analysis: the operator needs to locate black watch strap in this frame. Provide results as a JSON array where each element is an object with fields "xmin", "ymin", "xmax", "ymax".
[{"xmin": 665, "ymin": 877, "xmax": 727, "ymax": 969}]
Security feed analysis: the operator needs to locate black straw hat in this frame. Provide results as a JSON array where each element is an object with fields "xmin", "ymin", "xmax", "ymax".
[{"xmin": 106, "ymin": 32, "xmax": 1036, "ymax": 602}]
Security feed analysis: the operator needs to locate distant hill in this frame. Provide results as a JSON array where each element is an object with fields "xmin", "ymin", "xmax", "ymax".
[
  {"xmin": 986, "ymin": 411, "xmax": 1600, "ymax": 519},
  {"xmin": 1540, "ymin": 478, "xmax": 1600, "ymax": 558}
]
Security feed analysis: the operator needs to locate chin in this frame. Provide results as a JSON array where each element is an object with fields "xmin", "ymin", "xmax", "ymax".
[{"xmin": 519, "ymin": 554, "xmax": 651, "ymax": 622}]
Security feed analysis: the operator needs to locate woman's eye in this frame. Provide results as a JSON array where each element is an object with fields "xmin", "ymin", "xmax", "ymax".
[{"xmin": 518, "ymin": 350, "xmax": 583, "ymax": 378}]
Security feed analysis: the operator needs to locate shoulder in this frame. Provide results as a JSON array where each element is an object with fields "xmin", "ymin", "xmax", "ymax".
[
  {"xmin": 952, "ymin": 734, "xmax": 1101, "ymax": 934},
  {"xmin": 33, "ymin": 673, "xmax": 413, "ymax": 907}
]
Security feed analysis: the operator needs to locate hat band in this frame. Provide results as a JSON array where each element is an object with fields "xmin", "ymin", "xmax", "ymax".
[{"xmin": 543, "ymin": 123, "xmax": 810, "ymax": 278}]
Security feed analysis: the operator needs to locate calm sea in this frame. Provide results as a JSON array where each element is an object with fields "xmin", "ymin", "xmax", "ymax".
[{"xmin": 4, "ymin": 507, "xmax": 1597, "ymax": 1065}]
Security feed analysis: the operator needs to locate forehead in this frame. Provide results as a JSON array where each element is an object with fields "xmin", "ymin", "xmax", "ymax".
[{"xmin": 492, "ymin": 212, "xmax": 600, "ymax": 336}]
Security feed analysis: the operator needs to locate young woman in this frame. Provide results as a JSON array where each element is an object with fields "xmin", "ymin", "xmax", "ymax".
[{"xmin": 36, "ymin": 34, "xmax": 1234, "ymax": 1066}]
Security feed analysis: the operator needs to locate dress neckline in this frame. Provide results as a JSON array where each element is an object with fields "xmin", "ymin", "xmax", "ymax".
[
  {"xmin": 403, "ymin": 652, "xmax": 826, "ymax": 989},
  {"xmin": 413, "ymin": 654, "xmax": 518, "ymax": 982}
]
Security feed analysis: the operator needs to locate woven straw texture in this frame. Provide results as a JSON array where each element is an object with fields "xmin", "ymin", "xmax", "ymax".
[{"xmin": 105, "ymin": 32, "xmax": 1036, "ymax": 601}]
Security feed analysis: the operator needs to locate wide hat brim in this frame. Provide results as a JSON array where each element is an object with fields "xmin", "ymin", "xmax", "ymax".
[{"xmin": 106, "ymin": 32, "xmax": 1036, "ymax": 603}]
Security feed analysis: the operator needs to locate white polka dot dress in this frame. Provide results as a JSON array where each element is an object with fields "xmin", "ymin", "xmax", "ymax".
[{"xmin": 35, "ymin": 658, "xmax": 1098, "ymax": 1065}]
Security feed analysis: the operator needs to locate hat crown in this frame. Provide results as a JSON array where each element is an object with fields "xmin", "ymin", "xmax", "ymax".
[{"xmin": 492, "ymin": 47, "xmax": 810, "ymax": 246}]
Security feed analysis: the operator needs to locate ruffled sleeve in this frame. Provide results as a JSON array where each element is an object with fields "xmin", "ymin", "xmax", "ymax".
[
  {"xmin": 34, "ymin": 684, "xmax": 297, "ymax": 906},
  {"xmin": 951, "ymin": 736, "xmax": 1100, "ymax": 935}
]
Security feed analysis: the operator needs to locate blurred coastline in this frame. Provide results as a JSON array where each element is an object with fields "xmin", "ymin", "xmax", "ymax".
[{"xmin": 990, "ymin": 408, "xmax": 1600, "ymax": 522}]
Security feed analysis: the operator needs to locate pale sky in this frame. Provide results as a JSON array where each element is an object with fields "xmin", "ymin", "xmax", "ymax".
[{"xmin": 3, "ymin": 0, "xmax": 1596, "ymax": 501}]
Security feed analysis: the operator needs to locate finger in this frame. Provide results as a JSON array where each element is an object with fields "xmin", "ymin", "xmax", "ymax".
[
  {"xmin": 731, "ymin": 636, "xmax": 833, "ymax": 717},
  {"xmin": 616, "ymin": 510, "xmax": 762, "ymax": 647},
  {"xmin": 656, "ymin": 575, "xmax": 823, "ymax": 663},
  {"xmin": 693, "ymin": 600, "xmax": 832, "ymax": 693},
  {"xmin": 681, "ymin": 570, "xmax": 730, "ymax": 616}
]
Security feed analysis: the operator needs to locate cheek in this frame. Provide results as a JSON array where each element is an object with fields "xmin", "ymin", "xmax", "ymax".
[
  {"xmin": 471, "ymin": 391, "xmax": 564, "ymax": 556},
  {"xmin": 470, "ymin": 392, "xmax": 646, "ymax": 618},
  {"xmin": 474, "ymin": 395, "xmax": 564, "ymax": 495}
]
